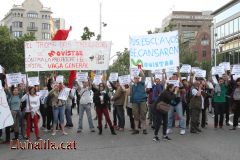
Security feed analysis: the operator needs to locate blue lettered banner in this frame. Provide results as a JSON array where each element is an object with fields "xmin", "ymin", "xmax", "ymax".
[{"xmin": 129, "ymin": 31, "xmax": 179, "ymax": 70}]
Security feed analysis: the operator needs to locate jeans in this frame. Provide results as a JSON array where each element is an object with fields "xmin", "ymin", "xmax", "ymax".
[
  {"xmin": 168, "ymin": 102, "xmax": 185, "ymax": 129},
  {"xmin": 113, "ymin": 105, "xmax": 117, "ymax": 126},
  {"xmin": 46, "ymin": 105, "xmax": 53, "ymax": 130},
  {"xmin": 233, "ymin": 101, "xmax": 240, "ymax": 127},
  {"xmin": 115, "ymin": 105, "xmax": 125, "ymax": 128},
  {"xmin": 148, "ymin": 104, "xmax": 156, "ymax": 127},
  {"xmin": 182, "ymin": 102, "xmax": 190, "ymax": 127},
  {"xmin": 214, "ymin": 102, "xmax": 225, "ymax": 127},
  {"xmin": 65, "ymin": 104, "xmax": 73, "ymax": 126},
  {"xmin": 96, "ymin": 107, "xmax": 113, "ymax": 129},
  {"xmin": 53, "ymin": 106, "xmax": 65, "ymax": 124},
  {"xmin": 154, "ymin": 110, "xmax": 168, "ymax": 136},
  {"xmin": 19, "ymin": 111, "xmax": 26, "ymax": 138},
  {"xmin": 78, "ymin": 103, "xmax": 95, "ymax": 130},
  {"xmin": 127, "ymin": 107, "xmax": 135, "ymax": 129}
]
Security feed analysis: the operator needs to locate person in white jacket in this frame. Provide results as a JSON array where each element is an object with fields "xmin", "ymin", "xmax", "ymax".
[
  {"xmin": 21, "ymin": 86, "xmax": 41, "ymax": 140},
  {"xmin": 77, "ymin": 81, "xmax": 95, "ymax": 133}
]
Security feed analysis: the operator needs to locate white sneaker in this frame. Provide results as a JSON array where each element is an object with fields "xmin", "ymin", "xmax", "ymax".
[
  {"xmin": 167, "ymin": 129, "xmax": 173, "ymax": 134},
  {"xmin": 180, "ymin": 129, "xmax": 186, "ymax": 135}
]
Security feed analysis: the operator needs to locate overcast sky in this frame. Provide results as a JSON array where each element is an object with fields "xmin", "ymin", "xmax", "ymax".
[{"xmin": 0, "ymin": 0, "xmax": 230, "ymax": 58}]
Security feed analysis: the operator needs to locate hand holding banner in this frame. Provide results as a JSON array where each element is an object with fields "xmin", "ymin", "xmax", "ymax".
[{"xmin": 180, "ymin": 64, "xmax": 191, "ymax": 73}]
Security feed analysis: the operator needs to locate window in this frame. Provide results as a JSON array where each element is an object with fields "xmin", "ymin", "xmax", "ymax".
[
  {"xmin": 224, "ymin": 22, "xmax": 229, "ymax": 37},
  {"xmin": 202, "ymin": 50, "xmax": 207, "ymax": 57},
  {"xmin": 29, "ymin": 22, "xmax": 35, "ymax": 28},
  {"xmin": 42, "ymin": 33, "xmax": 50, "ymax": 39},
  {"xmin": 42, "ymin": 23, "xmax": 50, "ymax": 30},
  {"xmin": 201, "ymin": 35, "xmax": 209, "ymax": 46},
  {"xmin": 234, "ymin": 18, "xmax": 239, "ymax": 33},
  {"xmin": 12, "ymin": 31, "xmax": 22, "ymax": 37},
  {"xmin": 229, "ymin": 20, "xmax": 234, "ymax": 34},
  {"xmin": 12, "ymin": 21, "xmax": 23, "ymax": 28},
  {"xmin": 220, "ymin": 25, "xmax": 224, "ymax": 38},
  {"xmin": 27, "ymin": 13, "xmax": 38, "ymax": 18}
]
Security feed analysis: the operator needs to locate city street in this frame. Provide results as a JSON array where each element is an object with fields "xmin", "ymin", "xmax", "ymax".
[{"xmin": 0, "ymin": 108, "xmax": 240, "ymax": 160}]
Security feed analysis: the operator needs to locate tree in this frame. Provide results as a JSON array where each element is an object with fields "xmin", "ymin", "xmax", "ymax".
[
  {"xmin": 108, "ymin": 48, "xmax": 130, "ymax": 76},
  {"xmin": 81, "ymin": 27, "xmax": 95, "ymax": 40},
  {"xmin": 0, "ymin": 26, "xmax": 35, "ymax": 73}
]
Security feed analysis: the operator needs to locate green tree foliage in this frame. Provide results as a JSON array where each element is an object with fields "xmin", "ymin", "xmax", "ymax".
[
  {"xmin": 0, "ymin": 26, "xmax": 35, "ymax": 73},
  {"xmin": 81, "ymin": 27, "xmax": 95, "ymax": 40},
  {"xmin": 108, "ymin": 48, "xmax": 130, "ymax": 76}
]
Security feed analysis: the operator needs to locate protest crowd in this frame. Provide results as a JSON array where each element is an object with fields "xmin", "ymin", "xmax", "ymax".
[{"xmin": 0, "ymin": 63, "xmax": 240, "ymax": 143}]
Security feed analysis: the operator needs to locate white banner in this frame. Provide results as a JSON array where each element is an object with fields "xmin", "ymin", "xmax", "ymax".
[
  {"xmin": 211, "ymin": 66, "xmax": 225, "ymax": 76},
  {"xmin": 109, "ymin": 73, "xmax": 118, "ymax": 82},
  {"xmin": 0, "ymin": 90, "xmax": 14, "ymax": 129},
  {"xmin": 167, "ymin": 80, "xmax": 179, "ymax": 87},
  {"xmin": 233, "ymin": 75, "xmax": 240, "ymax": 81},
  {"xmin": 130, "ymin": 68, "xmax": 140, "ymax": 77},
  {"xmin": 58, "ymin": 88, "xmax": 71, "ymax": 101},
  {"xmin": 180, "ymin": 64, "xmax": 191, "ymax": 73},
  {"xmin": 195, "ymin": 69, "xmax": 206, "ymax": 78},
  {"xmin": 25, "ymin": 40, "xmax": 112, "ymax": 71},
  {"xmin": 219, "ymin": 62, "xmax": 230, "ymax": 71},
  {"xmin": 166, "ymin": 66, "xmax": 178, "ymax": 73},
  {"xmin": 130, "ymin": 31, "xmax": 179, "ymax": 70},
  {"xmin": 28, "ymin": 77, "xmax": 40, "ymax": 86},
  {"xmin": 21, "ymin": 74, "xmax": 27, "ymax": 84},
  {"xmin": 118, "ymin": 75, "xmax": 131, "ymax": 86},
  {"xmin": 6, "ymin": 73, "xmax": 22, "ymax": 87},
  {"xmin": 77, "ymin": 72, "xmax": 88, "ymax": 82},
  {"xmin": 232, "ymin": 65, "xmax": 240, "ymax": 75}
]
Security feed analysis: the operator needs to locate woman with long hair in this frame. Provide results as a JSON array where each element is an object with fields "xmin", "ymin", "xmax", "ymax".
[
  {"xmin": 93, "ymin": 83, "xmax": 116, "ymax": 135},
  {"xmin": 21, "ymin": 87, "xmax": 41, "ymax": 140}
]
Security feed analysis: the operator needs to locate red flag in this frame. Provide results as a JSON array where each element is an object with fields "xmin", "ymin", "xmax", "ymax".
[
  {"xmin": 52, "ymin": 26, "xmax": 76, "ymax": 88},
  {"xmin": 52, "ymin": 26, "xmax": 72, "ymax": 40}
]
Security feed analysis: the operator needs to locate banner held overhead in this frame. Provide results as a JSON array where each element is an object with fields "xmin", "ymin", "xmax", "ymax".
[
  {"xmin": 25, "ymin": 40, "xmax": 111, "ymax": 71},
  {"xmin": 129, "ymin": 31, "xmax": 179, "ymax": 70}
]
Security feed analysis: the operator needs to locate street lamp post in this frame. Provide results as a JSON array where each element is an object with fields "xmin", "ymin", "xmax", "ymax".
[{"xmin": 214, "ymin": 19, "xmax": 217, "ymax": 67}]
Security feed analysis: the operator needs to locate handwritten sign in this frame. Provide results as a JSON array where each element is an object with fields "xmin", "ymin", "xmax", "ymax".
[
  {"xmin": 180, "ymin": 64, "xmax": 191, "ymax": 73},
  {"xmin": 21, "ymin": 74, "xmax": 27, "ymax": 84},
  {"xmin": 0, "ymin": 90, "xmax": 14, "ymax": 129},
  {"xmin": 211, "ymin": 66, "xmax": 225, "ymax": 76},
  {"xmin": 118, "ymin": 75, "xmax": 131, "ymax": 86},
  {"xmin": 130, "ymin": 31, "xmax": 179, "ymax": 70},
  {"xmin": 192, "ymin": 67, "xmax": 200, "ymax": 73},
  {"xmin": 58, "ymin": 88, "xmax": 71, "ymax": 101},
  {"xmin": 6, "ymin": 73, "xmax": 22, "ymax": 87},
  {"xmin": 233, "ymin": 75, "xmax": 240, "ymax": 81},
  {"xmin": 195, "ymin": 69, "xmax": 206, "ymax": 78},
  {"xmin": 56, "ymin": 75, "xmax": 64, "ymax": 83},
  {"xmin": 219, "ymin": 62, "xmax": 230, "ymax": 71},
  {"xmin": 166, "ymin": 66, "xmax": 178, "ymax": 73},
  {"xmin": 25, "ymin": 40, "xmax": 112, "ymax": 71},
  {"xmin": 109, "ymin": 73, "xmax": 118, "ymax": 82},
  {"xmin": 130, "ymin": 68, "xmax": 140, "ymax": 77},
  {"xmin": 93, "ymin": 75, "xmax": 102, "ymax": 85},
  {"xmin": 28, "ymin": 77, "xmax": 40, "ymax": 86},
  {"xmin": 145, "ymin": 77, "xmax": 152, "ymax": 88},
  {"xmin": 232, "ymin": 65, "xmax": 240, "ymax": 75},
  {"xmin": 167, "ymin": 80, "xmax": 179, "ymax": 87},
  {"xmin": 77, "ymin": 72, "xmax": 88, "ymax": 82}
]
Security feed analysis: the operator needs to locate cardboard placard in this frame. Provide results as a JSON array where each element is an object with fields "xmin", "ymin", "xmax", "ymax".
[
  {"xmin": 58, "ymin": 88, "xmax": 71, "ymax": 101},
  {"xmin": 6, "ymin": 73, "xmax": 22, "ymax": 87},
  {"xmin": 77, "ymin": 72, "xmax": 88, "ymax": 82},
  {"xmin": 109, "ymin": 73, "xmax": 118, "ymax": 82}
]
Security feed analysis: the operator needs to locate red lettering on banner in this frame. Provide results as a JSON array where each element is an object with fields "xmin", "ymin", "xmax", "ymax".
[
  {"xmin": 48, "ymin": 63, "xmax": 64, "ymax": 69},
  {"xmin": 48, "ymin": 50, "xmax": 83, "ymax": 57}
]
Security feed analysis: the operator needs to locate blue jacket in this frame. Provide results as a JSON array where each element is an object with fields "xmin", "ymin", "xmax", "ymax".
[
  {"xmin": 131, "ymin": 81, "xmax": 147, "ymax": 103},
  {"xmin": 152, "ymin": 84, "xmax": 164, "ymax": 102}
]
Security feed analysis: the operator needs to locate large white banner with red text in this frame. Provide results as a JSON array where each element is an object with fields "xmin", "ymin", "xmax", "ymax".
[{"xmin": 25, "ymin": 40, "xmax": 112, "ymax": 72}]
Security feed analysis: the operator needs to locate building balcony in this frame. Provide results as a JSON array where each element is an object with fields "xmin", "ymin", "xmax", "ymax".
[{"xmin": 27, "ymin": 26, "xmax": 38, "ymax": 31}]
